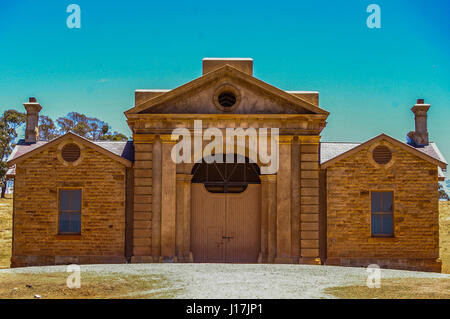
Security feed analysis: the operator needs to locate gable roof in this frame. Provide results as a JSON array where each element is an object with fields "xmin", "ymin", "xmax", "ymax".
[
  {"xmin": 125, "ymin": 64, "xmax": 329, "ymax": 116},
  {"xmin": 320, "ymin": 134, "xmax": 447, "ymax": 172},
  {"xmin": 7, "ymin": 132, "xmax": 133, "ymax": 168}
]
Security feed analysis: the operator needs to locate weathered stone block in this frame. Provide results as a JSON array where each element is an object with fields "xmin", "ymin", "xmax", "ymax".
[
  {"xmin": 301, "ymin": 171, "xmax": 319, "ymax": 179},
  {"xmin": 301, "ymin": 249, "xmax": 319, "ymax": 257},
  {"xmin": 301, "ymin": 231, "xmax": 319, "ymax": 240},
  {"xmin": 301, "ymin": 154, "xmax": 318, "ymax": 162},
  {"xmin": 301, "ymin": 162, "xmax": 319, "ymax": 170}
]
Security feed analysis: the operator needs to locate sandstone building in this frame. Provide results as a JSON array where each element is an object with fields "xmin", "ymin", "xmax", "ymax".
[{"xmin": 7, "ymin": 58, "xmax": 447, "ymax": 271}]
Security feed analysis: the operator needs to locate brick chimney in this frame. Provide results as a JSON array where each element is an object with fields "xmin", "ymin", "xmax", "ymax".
[
  {"xmin": 202, "ymin": 58, "xmax": 253, "ymax": 76},
  {"xmin": 407, "ymin": 99, "xmax": 430, "ymax": 146},
  {"xmin": 23, "ymin": 97, "xmax": 42, "ymax": 143}
]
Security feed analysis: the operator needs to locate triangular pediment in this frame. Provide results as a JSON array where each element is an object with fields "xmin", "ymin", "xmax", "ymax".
[
  {"xmin": 321, "ymin": 133, "xmax": 447, "ymax": 169},
  {"xmin": 125, "ymin": 65, "xmax": 329, "ymax": 116},
  {"xmin": 7, "ymin": 132, "xmax": 132, "ymax": 167}
]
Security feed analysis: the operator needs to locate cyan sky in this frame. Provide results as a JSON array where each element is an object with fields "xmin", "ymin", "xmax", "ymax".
[{"xmin": 0, "ymin": 0, "xmax": 449, "ymax": 178}]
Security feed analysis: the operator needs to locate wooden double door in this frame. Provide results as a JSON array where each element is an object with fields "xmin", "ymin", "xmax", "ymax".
[{"xmin": 190, "ymin": 183, "xmax": 261, "ymax": 263}]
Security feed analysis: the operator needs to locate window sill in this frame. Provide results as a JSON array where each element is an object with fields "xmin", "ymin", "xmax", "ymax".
[
  {"xmin": 55, "ymin": 234, "xmax": 82, "ymax": 240},
  {"xmin": 368, "ymin": 237, "xmax": 398, "ymax": 243}
]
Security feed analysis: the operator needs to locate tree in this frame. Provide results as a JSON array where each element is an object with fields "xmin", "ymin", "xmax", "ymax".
[
  {"xmin": 0, "ymin": 110, "xmax": 26, "ymax": 198},
  {"xmin": 439, "ymin": 183, "xmax": 449, "ymax": 201},
  {"xmin": 39, "ymin": 115, "xmax": 59, "ymax": 141},
  {"xmin": 56, "ymin": 112, "xmax": 92, "ymax": 138},
  {"xmin": 99, "ymin": 132, "xmax": 128, "ymax": 141},
  {"xmin": 40, "ymin": 112, "xmax": 128, "ymax": 142}
]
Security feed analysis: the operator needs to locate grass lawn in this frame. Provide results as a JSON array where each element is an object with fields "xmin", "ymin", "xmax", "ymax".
[
  {"xmin": 440, "ymin": 202, "xmax": 450, "ymax": 274},
  {"xmin": 0, "ymin": 196, "xmax": 12, "ymax": 269},
  {"xmin": 0, "ymin": 272, "xmax": 176, "ymax": 299},
  {"xmin": 325, "ymin": 277, "xmax": 450, "ymax": 299}
]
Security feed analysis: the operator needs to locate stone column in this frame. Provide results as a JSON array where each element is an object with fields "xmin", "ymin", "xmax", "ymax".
[
  {"xmin": 275, "ymin": 135, "xmax": 293, "ymax": 263},
  {"xmin": 131, "ymin": 134, "xmax": 154, "ymax": 263},
  {"xmin": 160, "ymin": 135, "xmax": 177, "ymax": 262},
  {"xmin": 299, "ymin": 135, "xmax": 321, "ymax": 264},
  {"xmin": 151, "ymin": 136, "xmax": 162, "ymax": 260},
  {"xmin": 259, "ymin": 174, "xmax": 277, "ymax": 263},
  {"xmin": 176, "ymin": 173, "xmax": 193, "ymax": 262},
  {"xmin": 291, "ymin": 137, "xmax": 300, "ymax": 262}
]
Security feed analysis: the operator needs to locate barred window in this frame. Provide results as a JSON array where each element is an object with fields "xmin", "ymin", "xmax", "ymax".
[
  {"xmin": 59, "ymin": 189, "xmax": 82, "ymax": 234},
  {"xmin": 371, "ymin": 191, "xmax": 393, "ymax": 237}
]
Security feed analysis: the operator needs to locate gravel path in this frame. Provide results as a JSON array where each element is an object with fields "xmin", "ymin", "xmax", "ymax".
[{"xmin": 1, "ymin": 264, "xmax": 448, "ymax": 298}]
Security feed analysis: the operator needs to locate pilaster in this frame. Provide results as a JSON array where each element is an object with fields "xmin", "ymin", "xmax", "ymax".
[
  {"xmin": 159, "ymin": 134, "xmax": 178, "ymax": 261},
  {"xmin": 275, "ymin": 135, "xmax": 294, "ymax": 263},
  {"xmin": 299, "ymin": 135, "xmax": 321, "ymax": 264},
  {"xmin": 131, "ymin": 134, "xmax": 154, "ymax": 263}
]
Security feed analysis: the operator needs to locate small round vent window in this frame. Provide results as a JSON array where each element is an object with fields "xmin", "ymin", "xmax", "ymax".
[
  {"xmin": 61, "ymin": 143, "xmax": 81, "ymax": 163},
  {"xmin": 218, "ymin": 91, "xmax": 237, "ymax": 108},
  {"xmin": 372, "ymin": 145, "xmax": 392, "ymax": 165},
  {"xmin": 213, "ymin": 84, "xmax": 241, "ymax": 112}
]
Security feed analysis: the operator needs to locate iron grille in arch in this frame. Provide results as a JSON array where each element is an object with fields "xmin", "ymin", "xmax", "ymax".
[{"xmin": 191, "ymin": 154, "xmax": 261, "ymax": 193}]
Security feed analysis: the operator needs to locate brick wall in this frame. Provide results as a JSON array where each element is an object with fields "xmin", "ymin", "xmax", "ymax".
[
  {"xmin": 11, "ymin": 144, "xmax": 127, "ymax": 267},
  {"xmin": 325, "ymin": 142, "xmax": 441, "ymax": 272}
]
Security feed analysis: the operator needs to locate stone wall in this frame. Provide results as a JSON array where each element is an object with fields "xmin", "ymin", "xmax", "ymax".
[
  {"xmin": 299, "ymin": 138, "xmax": 321, "ymax": 264},
  {"xmin": 11, "ymin": 143, "xmax": 127, "ymax": 267},
  {"xmin": 325, "ymin": 141, "xmax": 441, "ymax": 272},
  {"xmin": 130, "ymin": 136, "xmax": 154, "ymax": 263}
]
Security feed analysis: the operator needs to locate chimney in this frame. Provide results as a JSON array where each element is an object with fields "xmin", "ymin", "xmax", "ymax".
[
  {"xmin": 407, "ymin": 99, "xmax": 430, "ymax": 146},
  {"xmin": 23, "ymin": 97, "xmax": 42, "ymax": 143},
  {"xmin": 202, "ymin": 58, "xmax": 253, "ymax": 76}
]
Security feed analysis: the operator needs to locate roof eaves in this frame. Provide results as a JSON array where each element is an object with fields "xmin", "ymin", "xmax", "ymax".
[
  {"xmin": 7, "ymin": 132, "xmax": 132, "ymax": 167},
  {"xmin": 430, "ymin": 142, "xmax": 448, "ymax": 166},
  {"xmin": 321, "ymin": 133, "xmax": 447, "ymax": 169}
]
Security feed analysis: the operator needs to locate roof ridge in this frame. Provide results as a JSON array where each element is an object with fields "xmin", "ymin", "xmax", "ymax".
[
  {"xmin": 320, "ymin": 141, "xmax": 361, "ymax": 144},
  {"xmin": 94, "ymin": 140, "xmax": 129, "ymax": 143},
  {"xmin": 321, "ymin": 133, "xmax": 447, "ymax": 169}
]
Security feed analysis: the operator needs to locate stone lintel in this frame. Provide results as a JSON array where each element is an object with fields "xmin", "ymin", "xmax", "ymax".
[
  {"xmin": 297, "ymin": 135, "xmax": 321, "ymax": 144},
  {"xmin": 134, "ymin": 134, "xmax": 155, "ymax": 144},
  {"xmin": 160, "ymin": 134, "xmax": 179, "ymax": 143}
]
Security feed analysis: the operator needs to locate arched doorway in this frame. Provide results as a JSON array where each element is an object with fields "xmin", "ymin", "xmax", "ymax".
[{"xmin": 190, "ymin": 154, "xmax": 261, "ymax": 263}]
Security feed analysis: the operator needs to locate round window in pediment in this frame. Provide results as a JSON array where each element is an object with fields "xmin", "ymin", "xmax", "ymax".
[
  {"xmin": 61, "ymin": 143, "xmax": 81, "ymax": 163},
  {"xmin": 372, "ymin": 145, "xmax": 392, "ymax": 165},
  {"xmin": 213, "ymin": 84, "xmax": 241, "ymax": 112},
  {"xmin": 218, "ymin": 91, "xmax": 237, "ymax": 108}
]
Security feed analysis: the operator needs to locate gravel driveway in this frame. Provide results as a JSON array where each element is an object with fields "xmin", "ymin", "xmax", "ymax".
[{"xmin": 1, "ymin": 263, "xmax": 448, "ymax": 298}]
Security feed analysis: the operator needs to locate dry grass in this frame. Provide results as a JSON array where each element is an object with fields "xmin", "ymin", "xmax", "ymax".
[
  {"xmin": 440, "ymin": 201, "xmax": 450, "ymax": 274},
  {"xmin": 0, "ymin": 196, "xmax": 13, "ymax": 269},
  {"xmin": 325, "ymin": 277, "xmax": 450, "ymax": 299},
  {"xmin": 0, "ymin": 272, "xmax": 178, "ymax": 299}
]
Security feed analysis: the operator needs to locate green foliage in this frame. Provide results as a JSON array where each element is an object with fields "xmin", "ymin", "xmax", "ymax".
[
  {"xmin": 99, "ymin": 132, "xmax": 128, "ymax": 141},
  {"xmin": 39, "ymin": 115, "xmax": 59, "ymax": 141},
  {"xmin": 0, "ymin": 110, "xmax": 26, "ymax": 197},
  {"xmin": 40, "ymin": 112, "xmax": 128, "ymax": 141},
  {"xmin": 439, "ymin": 183, "xmax": 449, "ymax": 201}
]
